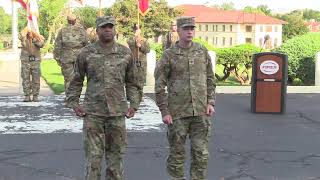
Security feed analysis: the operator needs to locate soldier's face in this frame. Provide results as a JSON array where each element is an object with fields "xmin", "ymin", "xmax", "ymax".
[
  {"xmin": 178, "ymin": 26, "xmax": 195, "ymax": 42},
  {"xmin": 97, "ymin": 24, "xmax": 116, "ymax": 42}
]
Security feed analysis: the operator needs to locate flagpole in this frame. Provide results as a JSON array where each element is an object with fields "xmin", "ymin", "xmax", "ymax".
[
  {"xmin": 12, "ymin": 0, "xmax": 18, "ymax": 52},
  {"xmin": 137, "ymin": 0, "xmax": 140, "ymax": 62},
  {"xmin": 137, "ymin": 0, "xmax": 140, "ymax": 28},
  {"xmin": 99, "ymin": 0, "xmax": 102, "ymax": 16}
]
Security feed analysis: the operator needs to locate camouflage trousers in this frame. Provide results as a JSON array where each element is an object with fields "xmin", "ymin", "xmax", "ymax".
[
  {"xmin": 60, "ymin": 62, "xmax": 75, "ymax": 94},
  {"xmin": 83, "ymin": 115, "xmax": 127, "ymax": 180},
  {"xmin": 167, "ymin": 116, "xmax": 212, "ymax": 180},
  {"xmin": 137, "ymin": 67, "xmax": 146, "ymax": 102},
  {"xmin": 21, "ymin": 60, "xmax": 41, "ymax": 96},
  {"xmin": 137, "ymin": 66, "xmax": 146, "ymax": 87}
]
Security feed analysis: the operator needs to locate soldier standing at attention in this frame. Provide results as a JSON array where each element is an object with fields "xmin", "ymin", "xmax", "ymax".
[
  {"xmin": 127, "ymin": 24, "xmax": 150, "ymax": 100},
  {"xmin": 162, "ymin": 21, "xmax": 179, "ymax": 50},
  {"xmin": 53, "ymin": 14, "xmax": 88, "ymax": 104},
  {"xmin": 66, "ymin": 16, "xmax": 142, "ymax": 180},
  {"xmin": 155, "ymin": 17, "xmax": 216, "ymax": 180},
  {"xmin": 19, "ymin": 28, "xmax": 45, "ymax": 102}
]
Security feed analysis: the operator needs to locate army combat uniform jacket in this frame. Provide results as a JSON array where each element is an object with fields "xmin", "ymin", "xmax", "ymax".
[
  {"xmin": 67, "ymin": 41, "xmax": 142, "ymax": 117},
  {"xmin": 127, "ymin": 36, "xmax": 150, "ymax": 87},
  {"xmin": 19, "ymin": 34, "xmax": 44, "ymax": 61},
  {"xmin": 155, "ymin": 42, "xmax": 216, "ymax": 120},
  {"xmin": 53, "ymin": 24, "xmax": 88, "ymax": 64}
]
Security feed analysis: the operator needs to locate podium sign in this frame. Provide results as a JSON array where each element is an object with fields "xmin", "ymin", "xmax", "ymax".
[{"xmin": 251, "ymin": 52, "xmax": 288, "ymax": 113}]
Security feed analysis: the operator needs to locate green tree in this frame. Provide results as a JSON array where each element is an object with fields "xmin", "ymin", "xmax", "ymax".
[
  {"xmin": 212, "ymin": 2, "xmax": 235, "ymax": 10},
  {"xmin": 17, "ymin": 8, "xmax": 27, "ymax": 32},
  {"xmin": 219, "ymin": 2, "xmax": 235, "ymax": 10},
  {"xmin": 302, "ymin": 9, "xmax": 320, "ymax": 21},
  {"xmin": 107, "ymin": 0, "xmax": 182, "ymax": 38},
  {"xmin": 38, "ymin": 0, "xmax": 67, "ymax": 44},
  {"xmin": 74, "ymin": 6, "xmax": 99, "ymax": 29},
  {"xmin": 278, "ymin": 11, "xmax": 309, "ymax": 41},
  {"xmin": 257, "ymin": 5, "xmax": 272, "ymax": 16},
  {"xmin": 0, "ymin": 7, "xmax": 12, "ymax": 34},
  {"xmin": 243, "ymin": 6, "xmax": 265, "ymax": 15}
]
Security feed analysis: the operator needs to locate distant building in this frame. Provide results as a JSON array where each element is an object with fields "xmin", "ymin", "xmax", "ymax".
[
  {"xmin": 177, "ymin": 5, "xmax": 287, "ymax": 49},
  {"xmin": 305, "ymin": 20, "xmax": 320, "ymax": 32}
]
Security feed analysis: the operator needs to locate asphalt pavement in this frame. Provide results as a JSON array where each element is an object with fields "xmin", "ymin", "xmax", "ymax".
[{"xmin": 0, "ymin": 93, "xmax": 320, "ymax": 180}]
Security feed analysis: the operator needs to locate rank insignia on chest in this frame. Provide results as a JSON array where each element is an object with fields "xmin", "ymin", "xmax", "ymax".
[{"xmin": 189, "ymin": 59, "xmax": 194, "ymax": 65}]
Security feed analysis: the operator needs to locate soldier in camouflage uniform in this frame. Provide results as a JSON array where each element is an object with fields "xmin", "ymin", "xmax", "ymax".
[
  {"xmin": 19, "ymin": 28, "xmax": 45, "ymax": 102},
  {"xmin": 53, "ymin": 14, "xmax": 88, "ymax": 102},
  {"xmin": 162, "ymin": 21, "xmax": 179, "ymax": 50},
  {"xmin": 127, "ymin": 24, "xmax": 150, "ymax": 100},
  {"xmin": 155, "ymin": 17, "xmax": 216, "ymax": 180},
  {"xmin": 66, "ymin": 16, "xmax": 142, "ymax": 180}
]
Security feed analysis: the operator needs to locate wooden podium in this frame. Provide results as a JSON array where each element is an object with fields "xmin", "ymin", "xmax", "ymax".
[{"xmin": 251, "ymin": 52, "xmax": 288, "ymax": 114}]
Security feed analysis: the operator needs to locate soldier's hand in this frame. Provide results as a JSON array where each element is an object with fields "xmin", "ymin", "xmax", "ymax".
[
  {"xmin": 73, "ymin": 106, "xmax": 86, "ymax": 117},
  {"xmin": 162, "ymin": 115, "xmax": 173, "ymax": 125},
  {"xmin": 206, "ymin": 104, "xmax": 215, "ymax": 116},
  {"xmin": 125, "ymin": 107, "xmax": 136, "ymax": 118}
]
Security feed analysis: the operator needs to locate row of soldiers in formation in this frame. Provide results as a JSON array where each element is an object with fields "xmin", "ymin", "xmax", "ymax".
[
  {"xmin": 19, "ymin": 14, "xmax": 179, "ymax": 103},
  {"xmin": 19, "ymin": 14, "xmax": 216, "ymax": 180}
]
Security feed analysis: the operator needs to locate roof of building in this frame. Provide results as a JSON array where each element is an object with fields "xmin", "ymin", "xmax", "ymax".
[
  {"xmin": 305, "ymin": 21, "xmax": 320, "ymax": 32},
  {"xmin": 177, "ymin": 5, "xmax": 287, "ymax": 25}
]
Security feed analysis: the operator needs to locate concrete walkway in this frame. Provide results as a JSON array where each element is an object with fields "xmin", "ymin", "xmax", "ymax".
[{"xmin": 0, "ymin": 51, "xmax": 54, "ymax": 96}]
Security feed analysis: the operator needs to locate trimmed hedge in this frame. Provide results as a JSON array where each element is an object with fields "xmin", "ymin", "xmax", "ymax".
[{"xmin": 274, "ymin": 32, "xmax": 320, "ymax": 85}]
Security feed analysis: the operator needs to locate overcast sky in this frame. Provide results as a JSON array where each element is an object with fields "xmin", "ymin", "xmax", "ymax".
[{"xmin": 1, "ymin": 0, "xmax": 320, "ymax": 14}]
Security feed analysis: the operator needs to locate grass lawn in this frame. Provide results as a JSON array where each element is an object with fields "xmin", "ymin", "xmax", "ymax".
[
  {"xmin": 41, "ymin": 60, "xmax": 65, "ymax": 94},
  {"xmin": 40, "ymin": 60, "xmax": 244, "ymax": 94}
]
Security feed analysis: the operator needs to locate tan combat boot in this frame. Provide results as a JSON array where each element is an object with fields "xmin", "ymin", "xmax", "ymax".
[
  {"xmin": 33, "ymin": 95, "xmax": 39, "ymax": 102},
  {"xmin": 23, "ymin": 96, "xmax": 31, "ymax": 102}
]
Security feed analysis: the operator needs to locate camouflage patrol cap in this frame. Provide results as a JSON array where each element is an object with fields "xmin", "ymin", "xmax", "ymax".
[
  {"xmin": 96, "ymin": 16, "xmax": 116, "ymax": 27},
  {"xmin": 67, "ymin": 14, "xmax": 77, "ymax": 21},
  {"xmin": 176, "ymin": 16, "xmax": 195, "ymax": 28}
]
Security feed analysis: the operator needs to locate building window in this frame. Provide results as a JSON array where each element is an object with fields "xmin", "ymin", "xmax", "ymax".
[
  {"xmin": 216, "ymin": 25, "xmax": 218, "ymax": 31},
  {"xmin": 230, "ymin": 25, "xmax": 233, "ymax": 32},
  {"xmin": 223, "ymin": 25, "xmax": 226, "ymax": 32},
  {"xmin": 245, "ymin": 38, "xmax": 252, "ymax": 43},
  {"xmin": 229, "ymin": 37, "xmax": 233, "ymax": 46},
  {"xmin": 199, "ymin": 24, "xmax": 202, "ymax": 31},
  {"xmin": 213, "ymin": 25, "xmax": 215, "ymax": 31},
  {"xmin": 205, "ymin": 36, "xmax": 208, "ymax": 42},
  {"xmin": 260, "ymin": 26, "xmax": 263, "ymax": 32},
  {"xmin": 245, "ymin": 26, "xmax": 252, "ymax": 32},
  {"xmin": 215, "ymin": 37, "xmax": 218, "ymax": 45},
  {"xmin": 222, "ymin": 37, "xmax": 226, "ymax": 46},
  {"xmin": 212, "ymin": 37, "xmax": 215, "ymax": 45},
  {"xmin": 266, "ymin": 26, "xmax": 272, "ymax": 32},
  {"xmin": 274, "ymin": 38, "xmax": 278, "ymax": 47},
  {"xmin": 274, "ymin": 26, "xmax": 278, "ymax": 32},
  {"xmin": 206, "ymin": 24, "xmax": 209, "ymax": 31}
]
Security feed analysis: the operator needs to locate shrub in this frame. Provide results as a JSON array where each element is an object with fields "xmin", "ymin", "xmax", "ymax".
[
  {"xmin": 215, "ymin": 44, "xmax": 261, "ymax": 84},
  {"xmin": 274, "ymin": 32, "xmax": 320, "ymax": 85},
  {"xmin": 292, "ymin": 78, "xmax": 303, "ymax": 86},
  {"xmin": 41, "ymin": 43, "xmax": 54, "ymax": 55},
  {"xmin": 150, "ymin": 42, "xmax": 163, "ymax": 60}
]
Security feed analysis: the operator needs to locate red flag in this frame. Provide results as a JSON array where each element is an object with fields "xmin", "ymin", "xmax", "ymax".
[
  {"xmin": 13, "ymin": 0, "xmax": 28, "ymax": 9},
  {"xmin": 74, "ymin": 0, "xmax": 83, "ymax": 5},
  {"xmin": 139, "ymin": 0, "xmax": 149, "ymax": 16}
]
